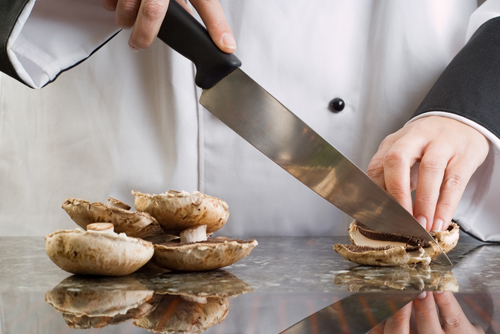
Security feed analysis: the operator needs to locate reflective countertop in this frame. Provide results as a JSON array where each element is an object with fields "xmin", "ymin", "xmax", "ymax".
[{"xmin": 1, "ymin": 234, "xmax": 499, "ymax": 333}]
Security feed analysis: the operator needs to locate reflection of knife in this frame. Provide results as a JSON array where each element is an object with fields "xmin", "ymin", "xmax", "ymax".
[
  {"xmin": 279, "ymin": 291, "xmax": 419, "ymax": 334},
  {"xmin": 157, "ymin": 1, "xmax": 451, "ymax": 266}
]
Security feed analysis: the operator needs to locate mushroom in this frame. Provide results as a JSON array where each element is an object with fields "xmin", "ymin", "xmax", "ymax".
[
  {"xmin": 45, "ymin": 276, "xmax": 160, "ymax": 329},
  {"xmin": 133, "ymin": 189, "xmax": 256, "ymax": 271},
  {"xmin": 334, "ymin": 221, "xmax": 459, "ymax": 266},
  {"xmin": 45, "ymin": 223, "xmax": 154, "ymax": 276},
  {"xmin": 132, "ymin": 190, "xmax": 229, "ymax": 235},
  {"xmin": 334, "ymin": 266, "xmax": 459, "ymax": 292},
  {"xmin": 62, "ymin": 197, "xmax": 165, "ymax": 240},
  {"xmin": 134, "ymin": 294, "xmax": 229, "ymax": 334},
  {"xmin": 153, "ymin": 237, "xmax": 258, "ymax": 271}
]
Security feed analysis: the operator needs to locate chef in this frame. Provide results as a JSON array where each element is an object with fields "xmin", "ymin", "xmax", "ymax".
[{"xmin": 0, "ymin": 0, "xmax": 499, "ymax": 241}]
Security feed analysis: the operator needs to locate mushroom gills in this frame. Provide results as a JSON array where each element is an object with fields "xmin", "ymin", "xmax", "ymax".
[{"xmin": 333, "ymin": 221, "xmax": 458, "ymax": 266}]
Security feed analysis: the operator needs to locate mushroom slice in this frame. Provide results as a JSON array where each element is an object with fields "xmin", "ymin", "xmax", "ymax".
[
  {"xmin": 62, "ymin": 198, "xmax": 164, "ymax": 239},
  {"xmin": 45, "ymin": 223, "xmax": 154, "ymax": 276},
  {"xmin": 152, "ymin": 237, "xmax": 258, "ymax": 271},
  {"xmin": 132, "ymin": 190, "xmax": 229, "ymax": 235},
  {"xmin": 432, "ymin": 222, "xmax": 460, "ymax": 253},
  {"xmin": 333, "ymin": 220, "xmax": 458, "ymax": 266},
  {"xmin": 134, "ymin": 294, "xmax": 229, "ymax": 334}
]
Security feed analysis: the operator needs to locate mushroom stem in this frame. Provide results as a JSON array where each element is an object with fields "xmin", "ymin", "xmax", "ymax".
[
  {"xmin": 180, "ymin": 295, "xmax": 208, "ymax": 304},
  {"xmin": 87, "ymin": 223, "xmax": 114, "ymax": 234},
  {"xmin": 180, "ymin": 225, "xmax": 208, "ymax": 243}
]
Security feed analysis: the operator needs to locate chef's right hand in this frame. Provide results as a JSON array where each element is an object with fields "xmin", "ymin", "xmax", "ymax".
[{"xmin": 100, "ymin": 0, "xmax": 236, "ymax": 53}]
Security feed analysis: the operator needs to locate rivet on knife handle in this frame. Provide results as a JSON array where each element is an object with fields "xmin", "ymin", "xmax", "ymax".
[{"xmin": 157, "ymin": 0, "xmax": 241, "ymax": 89}]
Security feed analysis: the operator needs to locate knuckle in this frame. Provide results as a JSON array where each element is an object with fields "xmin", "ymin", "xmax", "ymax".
[
  {"xmin": 444, "ymin": 174, "xmax": 464, "ymax": 191},
  {"xmin": 119, "ymin": 0, "xmax": 140, "ymax": 16},
  {"xmin": 140, "ymin": 1, "xmax": 168, "ymax": 21},
  {"xmin": 414, "ymin": 195, "xmax": 435, "ymax": 206},
  {"xmin": 420, "ymin": 158, "xmax": 445, "ymax": 174},
  {"xmin": 384, "ymin": 149, "xmax": 406, "ymax": 169},
  {"xmin": 442, "ymin": 315, "xmax": 462, "ymax": 329},
  {"xmin": 366, "ymin": 160, "xmax": 384, "ymax": 179}
]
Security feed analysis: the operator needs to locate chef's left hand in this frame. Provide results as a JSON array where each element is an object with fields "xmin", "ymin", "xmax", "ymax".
[{"xmin": 367, "ymin": 116, "xmax": 489, "ymax": 231}]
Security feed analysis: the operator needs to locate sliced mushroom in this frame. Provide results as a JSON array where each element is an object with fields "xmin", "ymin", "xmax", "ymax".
[
  {"xmin": 45, "ymin": 223, "xmax": 154, "ymax": 276},
  {"xmin": 62, "ymin": 198, "xmax": 164, "ymax": 239},
  {"xmin": 334, "ymin": 221, "xmax": 458, "ymax": 266},
  {"xmin": 152, "ymin": 237, "xmax": 258, "ymax": 271},
  {"xmin": 433, "ymin": 222, "xmax": 460, "ymax": 253},
  {"xmin": 134, "ymin": 294, "xmax": 229, "ymax": 334},
  {"xmin": 132, "ymin": 190, "xmax": 229, "ymax": 235},
  {"xmin": 45, "ymin": 276, "xmax": 159, "ymax": 329}
]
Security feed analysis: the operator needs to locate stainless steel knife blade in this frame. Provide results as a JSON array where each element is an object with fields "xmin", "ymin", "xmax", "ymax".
[
  {"xmin": 158, "ymin": 0, "xmax": 451, "ymax": 266},
  {"xmin": 279, "ymin": 291, "xmax": 419, "ymax": 334},
  {"xmin": 200, "ymin": 69, "xmax": 451, "ymax": 266}
]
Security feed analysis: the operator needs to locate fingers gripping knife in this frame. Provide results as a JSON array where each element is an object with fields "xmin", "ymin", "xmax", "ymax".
[{"xmin": 156, "ymin": 1, "xmax": 451, "ymax": 266}]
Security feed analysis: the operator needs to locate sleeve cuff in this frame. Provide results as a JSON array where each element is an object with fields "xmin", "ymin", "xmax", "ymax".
[{"xmin": 3, "ymin": 0, "xmax": 119, "ymax": 88}]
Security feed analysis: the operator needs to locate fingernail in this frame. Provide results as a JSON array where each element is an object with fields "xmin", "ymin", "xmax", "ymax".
[
  {"xmin": 222, "ymin": 33, "xmax": 236, "ymax": 50},
  {"xmin": 431, "ymin": 219, "xmax": 444, "ymax": 232},
  {"xmin": 416, "ymin": 215, "xmax": 427, "ymax": 228},
  {"xmin": 417, "ymin": 291, "xmax": 427, "ymax": 300},
  {"xmin": 434, "ymin": 290, "xmax": 443, "ymax": 294},
  {"xmin": 129, "ymin": 43, "xmax": 140, "ymax": 53}
]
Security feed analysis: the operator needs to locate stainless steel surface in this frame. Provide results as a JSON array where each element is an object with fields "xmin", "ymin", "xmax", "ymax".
[
  {"xmin": 0, "ymin": 235, "xmax": 497, "ymax": 333},
  {"xmin": 280, "ymin": 291, "xmax": 419, "ymax": 334},
  {"xmin": 200, "ymin": 68, "xmax": 451, "ymax": 266}
]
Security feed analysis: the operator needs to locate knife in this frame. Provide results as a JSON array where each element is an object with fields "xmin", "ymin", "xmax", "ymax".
[
  {"xmin": 279, "ymin": 291, "xmax": 420, "ymax": 334},
  {"xmin": 157, "ymin": 1, "xmax": 451, "ymax": 266}
]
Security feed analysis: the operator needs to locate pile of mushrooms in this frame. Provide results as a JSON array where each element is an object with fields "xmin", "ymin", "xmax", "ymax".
[
  {"xmin": 45, "ymin": 190, "xmax": 257, "ymax": 275},
  {"xmin": 333, "ymin": 220, "xmax": 459, "ymax": 266}
]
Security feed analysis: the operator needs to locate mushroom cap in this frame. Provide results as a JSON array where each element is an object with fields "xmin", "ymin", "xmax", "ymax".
[
  {"xmin": 45, "ymin": 227, "xmax": 154, "ymax": 276},
  {"xmin": 152, "ymin": 237, "xmax": 258, "ymax": 271},
  {"xmin": 45, "ymin": 276, "xmax": 158, "ymax": 329},
  {"xmin": 62, "ymin": 198, "xmax": 164, "ymax": 240},
  {"xmin": 132, "ymin": 190, "xmax": 229, "ymax": 235},
  {"xmin": 333, "ymin": 244, "xmax": 414, "ymax": 267},
  {"xmin": 134, "ymin": 294, "xmax": 229, "ymax": 334}
]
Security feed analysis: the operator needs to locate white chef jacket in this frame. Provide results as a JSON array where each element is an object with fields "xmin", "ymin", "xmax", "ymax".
[{"xmin": 1, "ymin": 0, "xmax": 500, "ymax": 240}]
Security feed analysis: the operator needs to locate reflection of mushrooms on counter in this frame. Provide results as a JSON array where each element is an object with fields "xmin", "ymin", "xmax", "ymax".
[
  {"xmin": 45, "ymin": 223, "xmax": 154, "ymax": 276},
  {"xmin": 45, "ymin": 276, "xmax": 159, "ymax": 329},
  {"xmin": 62, "ymin": 197, "xmax": 164, "ymax": 239},
  {"xmin": 133, "ymin": 190, "xmax": 257, "ymax": 272},
  {"xmin": 334, "ymin": 266, "xmax": 459, "ymax": 292},
  {"xmin": 134, "ymin": 294, "xmax": 229, "ymax": 334},
  {"xmin": 334, "ymin": 221, "xmax": 459, "ymax": 266}
]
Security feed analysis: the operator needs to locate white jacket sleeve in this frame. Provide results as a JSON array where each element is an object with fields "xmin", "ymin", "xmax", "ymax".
[{"xmin": 4, "ymin": 0, "xmax": 118, "ymax": 89}]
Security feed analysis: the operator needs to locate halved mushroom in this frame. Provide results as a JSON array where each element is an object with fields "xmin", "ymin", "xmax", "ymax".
[
  {"xmin": 45, "ymin": 276, "xmax": 160, "ymax": 329},
  {"xmin": 334, "ymin": 221, "xmax": 459, "ymax": 266},
  {"xmin": 152, "ymin": 237, "xmax": 258, "ymax": 271},
  {"xmin": 132, "ymin": 190, "xmax": 229, "ymax": 235},
  {"xmin": 62, "ymin": 198, "xmax": 164, "ymax": 239},
  {"xmin": 45, "ymin": 223, "xmax": 154, "ymax": 276},
  {"xmin": 134, "ymin": 294, "xmax": 229, "ymax": 334}
]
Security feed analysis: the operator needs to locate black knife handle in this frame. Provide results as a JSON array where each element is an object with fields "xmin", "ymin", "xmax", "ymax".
[{"xmin": 157, "ymin": 0, "xmax": 241, "ymax": 89}]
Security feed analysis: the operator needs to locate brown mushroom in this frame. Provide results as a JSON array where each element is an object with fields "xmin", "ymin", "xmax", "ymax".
[
  {"xmin": 134, "ymin": 294, "xmax": 229, "ymax": 334},
  {"xmin": 45, "ymin": 276, "xmax": 159, "ymax": 329},
  {"xmin": 333, "ymin": 221, "xmax": 459, "ymax": 266},
  {"xmin": 45, "ymin": 223, "xmax": 154, "ymax": 276},
  {"xmin": 152, "ymin": 237, "xmax": 258, "ymax": 271},
  {"xmin": 62, "ymin": 197, "xmax": 164, "ymax": 239},
  {"xmin": 132, "ymin": 190, "xmax": 229, "ymax": 235}
]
